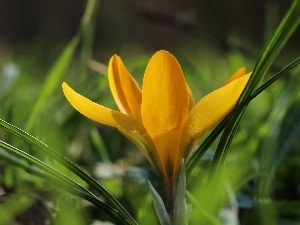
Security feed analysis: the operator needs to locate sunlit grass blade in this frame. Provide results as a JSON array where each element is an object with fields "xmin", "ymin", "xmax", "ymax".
[
  {"xmin": 208, "ymin": 0, "xmax": 299, "ymax": 185},
  {"xmin": 0, "ymin": 141, "xmax": 132, "ymax": 225},
  {"xmin": 25, "ymin": 35, "xmax": 80, "ymax": 132},
  {"xmin": 0, "ymin": 119, "xmax": 137, "ymax": 225},
  {"xmin": 186, "ymin": 56, "xmax": 300, "ymax": 177}
]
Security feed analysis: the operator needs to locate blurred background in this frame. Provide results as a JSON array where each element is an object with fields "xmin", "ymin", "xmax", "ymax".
[
  {"xmin": 0, "ymin": 0, "xmax": 299, "ymax": 224},
  {"xmin": 1, "ymin": 0, "xmax": 299, "ymax": 63}
]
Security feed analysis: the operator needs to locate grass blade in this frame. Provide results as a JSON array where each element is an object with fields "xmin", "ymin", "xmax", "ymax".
[
  {"xmin": 0, "ymin": 119, "xmax": 137, "ymax": 225},
  {"xmin": 0, "ymin": 141, "xmax": 131, "ymax": 224},
  {"xmin": 148, "ymin": 181, "xmax": 171, "ymax": 225}
]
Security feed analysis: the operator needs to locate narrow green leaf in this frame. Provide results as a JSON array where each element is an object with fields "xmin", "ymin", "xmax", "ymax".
[
  {"xmin": 172, "ymin": 160, "xmax": 191, "ymax": 225},
  {"xmin": 148, "ymin": 181, "xmax": 171, "ymax": 225},
  {"xmin": 0, "ymin": 119, "xmax": 137, "ymax": 225},
  {"xmin": 239, "ymin": 0, "xmax": 300, "ymax": 103},
  {"xmin": 26, "ymin": 36, "xmax": 80, "ymax": 132},
  {"xmin": 0, "ymin": 142, "xmax": 130, "ymax": 225},
  {"xmin": 249, "ymin": 57, "xmax": 300, "ymax": 101}
]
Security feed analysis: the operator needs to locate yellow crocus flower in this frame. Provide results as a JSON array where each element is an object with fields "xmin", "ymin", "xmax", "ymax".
[{"xmin": 62, "ymin": 50, "xmax": 251, "ymax": 195}]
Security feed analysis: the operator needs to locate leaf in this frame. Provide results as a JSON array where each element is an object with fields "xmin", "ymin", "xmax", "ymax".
[
  {"xmin": 0, "ymin": 119, "xmax": 137, "ymax": 225},
  {"xmin": 172, "ymin": 160, "xmax": 191, "ymax": 225},
  {"xmin": 0, "ymin": 142, "xmax": 130, "ymax": 225},
  {"xmin": 148, "ymin": 181, "xmax": 171, "ymax": 225}
]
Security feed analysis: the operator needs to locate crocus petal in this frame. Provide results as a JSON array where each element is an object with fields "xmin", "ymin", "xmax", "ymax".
[
  {"xmin": 152, "ymin": 129, "xmax": 182, "ymax": 185},
  {"xmin": 182, "ymin": 72, "xmax": 251, "ymax": 158},
  {"xmin": 141, "ymin": 50, "xmax": 189, "ymax": 175},
  {"xmin": 141, "ymin": 50, "xmax": 189, "ymax": 136},
  {"xmin": 108, "ymin": 55, "xmax": 142, "ymax": 123},
  {"xmin": 187, "ymin": 84, "xmax": 195, "ymax": 112},
  {"xmin": 221, "ymin": 67, "xmax": 246, "ymax": 87},
  {"xmin": 62, "ymin": 82, "xmax": 164, "ymax": 174}
]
